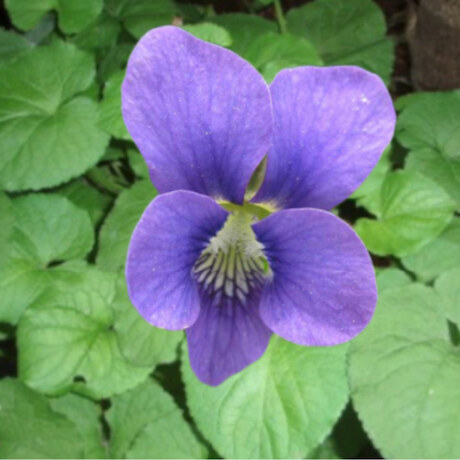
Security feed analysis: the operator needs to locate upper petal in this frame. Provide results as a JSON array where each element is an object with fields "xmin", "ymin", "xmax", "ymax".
[
  {"xmin": 253, "ymin": 208, "xmax": 376, "ymax": 346},
  {"xmin": 122, "ymin": 26, "xmax": 272, "ymax": 204},
  {"xmin": 252, "ymin": 66, "xmax": 395, "ymax": 210},
  {"xmin": 126, "ymin": 190, "xmax": 228, "ymax": 330}
]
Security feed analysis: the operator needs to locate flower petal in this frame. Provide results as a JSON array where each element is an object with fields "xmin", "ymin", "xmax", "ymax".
[
  {"xmin": 126, "ymin": 190, "xmax": 228, "ymax": 330},
  {"xmin": 186, "ymin": 289, "xmax": 272, "ymax": 386},
  {"xmin": 253, "ymin": 208, "xmax": 376, "ymax": 346},
  {"xmin": 252, "ymin": 66, "xmax": 395, "ymax": 210},
  {"xmin": 122, "ymin": 26, "xmax": 272, "ymax": 204}
]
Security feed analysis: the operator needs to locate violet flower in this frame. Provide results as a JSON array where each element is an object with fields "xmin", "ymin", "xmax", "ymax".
[{"xmin": 122, "ymin": 26, "xmax": 395, "ymax": 386}]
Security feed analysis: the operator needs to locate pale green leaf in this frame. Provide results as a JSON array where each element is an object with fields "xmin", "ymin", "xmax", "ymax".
[
  {"xmin": 351, "ymin": 146, "xmax": 391, "ymax": 213},
  {"xmin": 50, "ymin": 393, "xmax": 107, "ymax": 459},
  {"xmin": 0, "ymin": 194, "xmax": 94, "ymax": 324},
  {"xmin": 107, "ymin": 379, "xmax": 206, "ymax": 459},
  {"xmin": 402, "ymin": 218, "xmax": 460, "ymax": 282},
  {"xmin": 376, "ymin": 268, "xmax": 412, "ymax": 293},
  {"xmin": 113, "ymin": 277, "xmax": 183, "ymax": 368},
  {"xmin": 97, "ymin": 180, "xmax": 157, "ymax": 271},
  {"xmin": 18, "ymin": 267, "xmax": 152, "ymax": 398},
  {"xmin": 183, "ymin": 23, "xmax": 232, "ymax": 47},
  {"xmin": 0, "ymin": 41, "xmax": 109, "ymax": 191},
  {"xmin": 0, "ymin": 378, "xmax": 83, "ymax": 459},
  {"xmin": 127, "ymin": 148, "xmax": 149, "ymax": 179},
  {"xmin": 434, "ymin": 268, "xmax": 460, "ymax": 327},
  {"xmin": 355, "ymin": 171, "xmax": 456, "ymax": 257},
  {"xmin": 183, "ymin": 337, "xmax": 349, "ymax": 458},
  {"xmin": 349, "ymin": 284, "xmax": 460, "ymax": 458},
  {"xmin": 99, "ymin": 70, "xmax": 131, "ymax": 140}
]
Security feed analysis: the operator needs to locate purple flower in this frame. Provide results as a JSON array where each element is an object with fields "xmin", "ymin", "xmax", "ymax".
[{"xmin": 122, "ymin": 26, "xmax": 395, "ymax": 386}]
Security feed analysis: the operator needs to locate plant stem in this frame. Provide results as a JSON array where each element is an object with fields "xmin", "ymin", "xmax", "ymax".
[{"xmin": 273, "ymin": 0, "xmax": 287, "ymax": 34}]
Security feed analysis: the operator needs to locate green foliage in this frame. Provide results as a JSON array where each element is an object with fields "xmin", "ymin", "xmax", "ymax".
[
  {"xmin": 397, "ymin": 92, "xmax": 460, "ymax": 209},
  {"xmin": 18, "ymin": 267, "xmax": 152, "ymax": 398},
  {"xmin": 1, "ymin": 0, "xmax": 458, "ymax": 458},
  {"xmin": 99, "ymin": 70, "xmax": 131, "ymax": 140},
  {"xmin": 0, "ymin": 194, "xmax": 94, "ymax": 324},
  {"xmin": 183, "ymin": 338, "xmax": 349, "ymax": 458},
  {"xmin": 0, "ymin": 379, "xmax": 84, "ymax": 458},
  {"xmin": 5, "ymin": 0, "xmax": 103, "ymax": 34},
  {"xmin": 183, "ymin": 23, "xmax": 232, "ymax": 47},
  {"xmin": 105, "ymin": 0, "xmax": 176, "ymax": 39},
  {"xmin": 286, "ymin": 0, "xmax": 394, "ymax": 84},
  {"xmin": 355, "ymin": 171, "xmax": 456, "ymax": 257},
  {"xmin": 402, "ymin": 218, "xmax": 460, "ymax": 282},
  {"xmin": 107, "ymin": 380, "xmax": 206, "ymax": 458},
  {"xmin": 349, "ymin": 284, "xmax": 460, "ymax": 458},
  {"xmin": 0, "ymin": 41, "xmax": 109, "ymax": 191},
  {"xmin": 97, "ymin": 180, "xmax": 157, "ymax": 271}
]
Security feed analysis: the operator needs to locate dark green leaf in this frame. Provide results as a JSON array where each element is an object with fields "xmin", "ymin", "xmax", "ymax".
[{"xmin": 286, "ymin": 0, "xmax": 394, "ymax": 83}]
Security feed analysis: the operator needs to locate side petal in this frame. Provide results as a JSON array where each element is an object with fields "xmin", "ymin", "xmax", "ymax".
[
  {"xmin": 126, "ymin": 190, "xmax": 228, "ymax": 330},
  {"xmin": 122, "ymin": 26, "xmax": 272, "ymax": 204},
  {"xmin": 186, "ymin": 289, "xmax": 272, "ymax": 386},
  {"xmin": 253, "ymin": 209, "xmax": 376, "ymax": 346},
  {"xmin": 252, "ymin": 66, "xmax": 395, "ymax": 210}
]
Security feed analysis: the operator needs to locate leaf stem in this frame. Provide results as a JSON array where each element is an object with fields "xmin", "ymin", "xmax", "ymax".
[{"xmin": 273, "ymin": 0, "xmax": 287, "ymax": 34}]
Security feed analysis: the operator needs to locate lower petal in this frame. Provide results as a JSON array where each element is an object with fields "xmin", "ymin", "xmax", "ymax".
[
  {"xmin": 186, "ymin": 288, "xmax": 272, "ymax": 386},
  {"xmin": 126, "ymin": 190, "xmax": 228, "ymax": 330},
  {"xmin": 253, "ymin": 209, "xmax": 376, "ymax": 346}
]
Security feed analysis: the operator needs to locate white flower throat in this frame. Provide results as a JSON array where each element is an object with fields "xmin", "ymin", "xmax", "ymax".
[{"xmin": 193, "ymin": 210, "xmax": 271, "ymax": 305}]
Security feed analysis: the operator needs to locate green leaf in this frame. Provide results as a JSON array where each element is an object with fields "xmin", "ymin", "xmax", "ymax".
[
  {"xmin": 209, "ymin": 13, "xmax": 277, "ymax": 57},
  {"xmin": 183, "ymin": 337, "xmax": 349, "ymax": 458},
  {"xmin": 127, "ymin": 148, "xmax": 150, "ymax": 179},
  {"xmin": 286, "ymin": 0, "xmax": 394, "ymax": 84},
  {"xmin": 0, "ymin": 194, "xmax": 94, "ymax": 324},
  {"xmin": 97, "ymin": 180, "xmax": 157, "ymax": 271},
  {"xmin": 244, "ymin": 32, "xmax": 322, "ymax": 82},
  {"xmin": 349, "ymin": 284, "xmax": 460, "ymax": 458},
  {"xmin": 18, "ymin": 266, "xmax": 152, "ymax": 398},
  {"xmin": 402, "ymin": 218, "xmax": 460, "ymax": 282},
  {"xmin": 113, "ymin": 277, "xmax": 183, "ymax": 368},
  {"xmin": 397, "ymin": 92, "xmax": 460, "ymax": 160},
  {"xmin": 50, "ymin": 393, "xmax": 107, "ymax": 459},
  {"xmin": 11, "ymin": 193, "xmax": 94, "ymax": 264},
  {"xmin": 376, "ymin": 267, "xmax": 412, "ymax": 293},
  {"xmin": 397, "ymin": 93, "xmax": 460, "ymax": 209},
  {"xmin": 0, "ymin": 192, "xmax": 14, "ymax": 265},
  {"xmin": 5, "ymin": 0, "xmax": 103, "ymax": 34},
  {"xmin": 0, "ymin": 27, "xmax": 32, "ymax": 65},
  {"xmin": 0, "ymin": 378, "xmax": 84, "ymax": 459},
  {"xmin": 351, "ymin": 146, "xmax": 391, "ymax": 213},
  {"xmin": 71, "ymin": 12, "xmax": 121, "ymax": 51},
  {"xmin": 58, "ymin": 179, "xmax": 112, "ymax": 226},
  {"xmin": 99, "ymin": 70, "xmax": 131, "ymax": 140},
  {"xmin": 106, "ymin": 0, "xmax": 176, "ymax": 39},
  {"xmin": 355, "ymin": 171, "xmax": 456, "ymax": 257},
  {"xmin": 183, "ymin": 23, "xmax": 232, "ymax": 47},
  {"xmin": 0, "ymin": 41, "xmax": 109, "ymax": 191},
  {"xmin": 434, "ymin": 269, "xmax": 460, "ymax": 327},
  {"xmin": 107, "ymin": 379, "xmax": 206, "ymax": 459}
]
